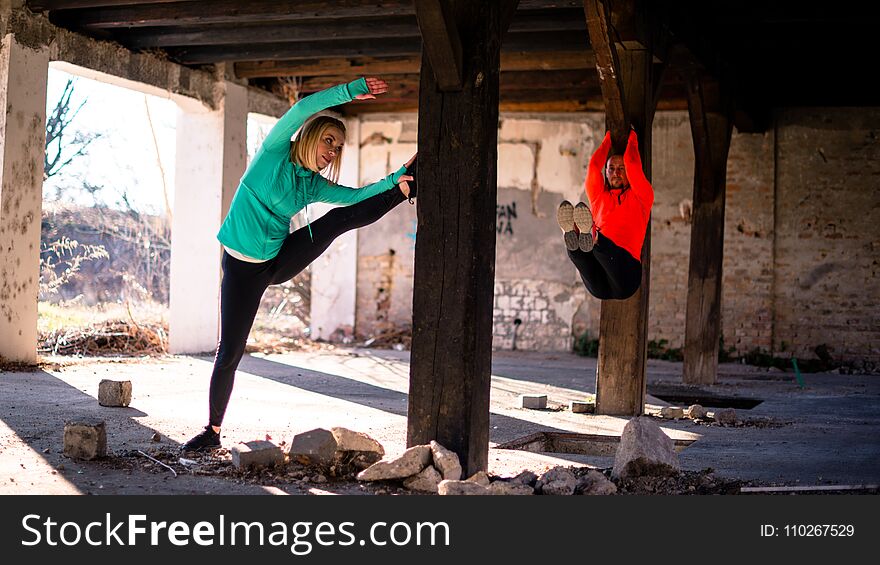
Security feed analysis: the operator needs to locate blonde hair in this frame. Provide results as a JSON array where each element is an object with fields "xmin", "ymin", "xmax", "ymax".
[{"xmin": 290, "ymin": 116, "xmax": 346, "ymax": 183}]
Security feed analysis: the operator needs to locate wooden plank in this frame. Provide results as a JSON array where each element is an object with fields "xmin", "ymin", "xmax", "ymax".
[
  {"xmin": 583, "ymin": 0, "xmax": 627, "ymax": 150},
  {"xmin": 234, "ymin": 50, "xmax": 595, "ymax": 79},
  {"xmin": 415, "ymin": 0, "xmax": 463, "ymax": 90},
  {"xmin": 125, "ymin": 17, "xmax": 421, "ymax": 49},
  {"xmin": 29, "ymin": 0, "xmax": 180, "ymax": 9},
  {"xmin": 587, "ymin": 0, "xmax": 664, "ymax": 417},
  {"xmin": 50, "ymin": 1, "xmax": 415, "ymax": 28},
  {"xmin": 408, "ymin": 0, "xmax": 513, "ymax": 477},
  {"xmin": 683, "ymin": 72, "xmax": 732, "ymax": 386}
]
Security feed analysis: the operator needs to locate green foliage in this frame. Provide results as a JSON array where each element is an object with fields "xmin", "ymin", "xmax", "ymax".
[
  {"xmin": 573, "ymin": 331, "xmax": 599, "ymax": 357},
  {"xmin": 647, "ymin": 339, "xmax": 683, "ymax": 362}
]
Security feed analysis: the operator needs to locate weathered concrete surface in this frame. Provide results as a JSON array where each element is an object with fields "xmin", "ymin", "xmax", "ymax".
[
  {"xmin": 0, "ymin": 33, "xmax": 48, "ymax": 363},
  {"xmin": 0, "ymin": 348, "xmax": 878, "ymax": 495},
  {"xmin": 169, "ymin": 81, "xmax": 247, "ymax": 354}
]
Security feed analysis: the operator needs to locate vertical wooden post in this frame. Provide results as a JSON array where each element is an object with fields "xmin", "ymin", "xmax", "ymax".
[
  {"xmin": 683, "ymin": 73, "xmax": 733, "ymax": 385},
  {"xmin": 585, "ymin": 0, "xmax": 659, "ymax": 415},
  {"xmin": 408, "ymin": 0, "xmax": 516, "ymax": 476}
]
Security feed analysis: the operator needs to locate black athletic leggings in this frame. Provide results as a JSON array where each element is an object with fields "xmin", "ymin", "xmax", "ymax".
[
  {"xmin": 208, "ymin": 187, "xmax": 406, "ymax": 426},
  {"xmin": 567, "ymin": 232, "xmax": 642, "ymax": 300}
]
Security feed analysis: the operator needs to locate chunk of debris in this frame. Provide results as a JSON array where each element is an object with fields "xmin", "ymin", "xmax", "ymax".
[
  {"xmin": 538, "ymin": 466, "xmax": 577, "ymax": 495},
  {"xmin": 570, "ymin": 401, "xmax": 595, "ymax": 414},
  {"xmin": 519, "ymin": 394, "xmax": 548, "ymax": 409},
  {"xmin": 437, "ymin": 479, "xmax": 491, "ymax": 496},
  {"xmin": 612, "ymin": 416, "xmax": 680, "ymax": 480},
  {"xmin": 231, "ymin": 440, "xmax": 284, "ymax": 470},
  {"xmin": 288, "ymin": 428, "xmax": 337, "ymax": 467},
  {"xmin": 509, "ymin": 470, "xmax": 538, "ymax": 486},
  {"xmin": 660, "ymin": 406, "xmax": 685, "ymax": 419},
  {"xmin": 686, "ymin": 404, "xmax": 708, "ymax": 419},
  {"xmin": 487, "ymin": 481, "xmax": 534, "ymax": 495},
  {"xmin": 577, "ymin": 470, "xmax": 617, "ymax": 495},
  {"xmin": 713, "ymin": 408, "xmax": 737, "ymax": 425},
  {"xmin": 466, "ymin": 470, "xmax": 491, "ymax": 487},
  {"xmin": 403, "ymin": 465, "xmax": 442, "ymax": 493},
  {"xmin": 63, "ymin": 419, "xmax": 107, "ymax": 460},
  {"xmin": 98, "ymin": 380, "xmax": 132, "ymax": 407},
  {"xmin": 357, "ymin": 445, "xmax": 431, "ymax": 481},
  {"xmin": 430, "ymin": 441, "xmax": 462, "ymax": 481}
]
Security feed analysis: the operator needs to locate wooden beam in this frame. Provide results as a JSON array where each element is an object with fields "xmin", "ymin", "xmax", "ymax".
[
  {"xmin": 583, "ymin": 0, "xmax": 627, "ymax": 150},
  {"xmin": 415, "ymin": 0, "xmax": 463, "ymax": 90},
  {"xmin": 125, "ymin": 17, "xmax": 421, "ymax": 49},
  {"xmin": 585, "ymin": 0, "xmax": 664, "ymax": 417},
  {"xmin": 28, "ymin": 0, "xmax": 179, "ymax": 9},
  {"xmin": 49, "ymin": 0, "xmax": 416, "ymax": 28},
  {"xmin": 683, "ymin": 71, "xmax": 732, "ymax": 386},
  {"xmin": 234, "ymin": 50, "xmax": 595, "ymax": 79},
  {"xmin": 408, "ymin": 0, "xmax": 514, "ymax": 477},
  {"xmin": 169, "ymin": 38, "xmax": 424, "ymax": 65}
]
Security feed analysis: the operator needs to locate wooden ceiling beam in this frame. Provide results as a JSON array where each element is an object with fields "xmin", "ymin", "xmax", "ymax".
[
  {"xmin": 415, "ymin": 0, "xmax": 464, "ymax": 91},
  {"xmin": 124, "ymin": 17, "xmax": 421, "ymax": 49},
  {"xmin": 176, "ymin": 30, "xmax": 589, "ymax": 65},
  {"xmin": 235, "ymin": 50, "xmax": 595, "ymax": 79},
  {"xmin": 49, "ymin": 0, "xmax": 417, "ymax": 28},
  {"xmin": 28, "ymin": 0, "xmax": 181, "ymax": 10}
]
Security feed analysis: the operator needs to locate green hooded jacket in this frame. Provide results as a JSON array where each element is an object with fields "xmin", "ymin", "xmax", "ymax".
[{"xmin": 217, "ymin": 78, "xmax": 406, "ymax": 260}]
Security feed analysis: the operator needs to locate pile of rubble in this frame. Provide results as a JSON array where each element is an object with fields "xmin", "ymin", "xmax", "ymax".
[{"xmin": 659, "ymin": 404, "xmax": 738, "ymax": 425}]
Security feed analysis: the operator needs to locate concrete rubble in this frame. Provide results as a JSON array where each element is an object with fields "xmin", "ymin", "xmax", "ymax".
[{"xmin": 612, "ymin": 416, "xmax": 681, "ymax": 480}]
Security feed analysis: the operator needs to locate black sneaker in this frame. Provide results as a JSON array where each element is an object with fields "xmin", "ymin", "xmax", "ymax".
[
  {"xmin": 180, "ymin": 426, "xmax": 221, "ymax": 452},
  {"xmin": 404, "ymin": 158, "xmax": 417, "ymax": 202}
]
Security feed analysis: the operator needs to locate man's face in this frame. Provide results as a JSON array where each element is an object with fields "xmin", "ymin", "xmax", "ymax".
[{"xmin": 605, "ymin": 156, "xmax": 628, "ymax": 189}]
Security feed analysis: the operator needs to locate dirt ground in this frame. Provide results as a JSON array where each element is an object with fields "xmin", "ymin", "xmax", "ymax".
[{"xmin": 1, "ymin": 347, "xmax": 879, "ymax": 496}]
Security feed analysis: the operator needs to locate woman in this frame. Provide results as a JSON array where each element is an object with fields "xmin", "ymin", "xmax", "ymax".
[
  {"xmin": 182, "ymin": 77, "xmax": 417, "ymax": 452},
  {"xmin": 557, "ymin": 129, "xmax": 653, "ymax": 300}
]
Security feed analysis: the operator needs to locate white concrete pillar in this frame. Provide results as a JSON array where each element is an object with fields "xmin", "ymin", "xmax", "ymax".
[
  {"xmin": 309, "ymin": 117, "xmax": 360, "ymax": 341},
  {"xmin": 0, "ymin": 33, "xmax": 49, "ymax": 363},
  {"xmin": 169, "ymin": 81, "xmax": 247, "ymax": 353}
]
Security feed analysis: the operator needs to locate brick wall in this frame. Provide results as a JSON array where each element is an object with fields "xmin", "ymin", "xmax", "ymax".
[
  {"xmin": 349, "ymin": 110, "xmax": 880, "ymax": 366},
  {"xmin": 773, "ymin": 109, "xmax": 880, "ymax": 366}
]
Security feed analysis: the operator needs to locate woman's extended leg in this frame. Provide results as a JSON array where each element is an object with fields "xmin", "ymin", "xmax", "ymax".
[{"xmin": 269, "ymin": 187, "xmax": 406, "ymax": 284}]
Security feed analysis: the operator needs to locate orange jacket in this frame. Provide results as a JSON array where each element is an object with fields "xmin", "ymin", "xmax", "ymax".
[{"xmin": 585, "ymin": 130, "xmax": 654, "ymax": 261}]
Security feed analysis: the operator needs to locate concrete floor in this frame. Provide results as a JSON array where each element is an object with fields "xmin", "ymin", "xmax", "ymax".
[{"xmin": 1, "ymin": 347, "xmax": 878, "ymax": 494}]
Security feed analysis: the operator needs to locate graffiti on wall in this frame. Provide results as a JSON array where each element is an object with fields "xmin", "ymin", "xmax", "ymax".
[{"xmin": 497, "ymin": 201, "xmax": 517, "ymax": 236}]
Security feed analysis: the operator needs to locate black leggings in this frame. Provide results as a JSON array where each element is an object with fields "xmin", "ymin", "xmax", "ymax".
[
  {"xmin": 208, "ymin": 187, "xmax": 406, "ymax": 426},
  {"xmin": 567, "ymin": 232, "xmax": 642, "ymax": 300}
]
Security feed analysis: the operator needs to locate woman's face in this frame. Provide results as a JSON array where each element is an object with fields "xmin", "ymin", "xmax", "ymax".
[{"xmin": 316, "ymin": 126, "xmax": 345, "ymax": 170}]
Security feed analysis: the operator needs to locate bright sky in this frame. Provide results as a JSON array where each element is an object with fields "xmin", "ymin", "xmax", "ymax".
[{"xmin": 43, "ymin": 68, "xmax": 271, "ymax": 216}]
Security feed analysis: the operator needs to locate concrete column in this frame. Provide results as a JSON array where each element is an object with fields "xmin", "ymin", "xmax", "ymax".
[
  {"xmin": 169, "ymin": 81, "xmax": 247, "ymax": 353},
  {"xmin": 309, "ymin": 117, "xmax": 359, "ymax": 341},
  {"xmin": 0, "ymin": 33, "xmax": 49, "ymax": 363}
]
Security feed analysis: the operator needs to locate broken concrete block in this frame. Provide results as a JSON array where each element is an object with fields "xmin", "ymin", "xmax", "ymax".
[
  {"xmin": 98, "ymin": 380, "xmax": 132, "ymax": 407},
  {"xmin": 577, "ymin": 470, "xmax": 617, "ymax": 495},
  {"xmin": 488, "ymin": 481, "xmax": 534, "ymax": 495},
  {"xmin": 357, "ymin": 445, "xmax": 432, "ymax": 481},
  {"xmin": 686, "ymin": 404, "xmax": 708, "ymax": 419},
  {"xmin": 466, "ymin": 470, "xmax": 491, "ymax": 487},
  {"xmin": 330, "ymin": 428, "xmax": 385, "ymax": 471},
  {"xmin": 331, "ymin": 427, "xmax": 384, "ymax": 456},
  {"xmin": 231, "ymin": 440, "xmax": 283, "ymax": 469},
  {"xmin": 713, "ymin": 408, "xmax": 737, "ymax": 425},
  {"xmin": 63, "ymin": 419, "xmax": 107, "ymax": 460},
  {"xmin": 403, "ymin": 465, "xmax": 442, "ymax": 493},
  {"xmin": 289, "ymin": 428, "xmax": 338, "ymax": 467},
  {"xmin": 437, "ymin": 479, "xmax": 491, "ymax": 495},
  {"xmin": 430, "ymin": 441, "xmax": 462, "ymax": 481},
  {"xmin": 660, "ymin": 406, "xmax": 685, "ymax": 419},
  {"xmin": 519, "ymin": 394, "xmax": 547, "ymax": 409},
  {"xmin": 538, "ymin": 466, "xmax": 577, "ymax": 495},
  {"xmin": 510, "ymin": 470, "xmax": 538, "ymax": 486},
  {"xmin": 612, "ymin": 416, "xmax": 680, "ymax": 480},
  {"xmin": 570, "ymin": 401, "xmax": 595, "ymax": 414}
]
